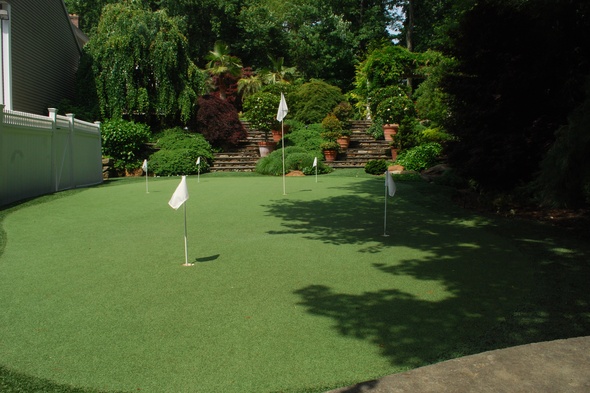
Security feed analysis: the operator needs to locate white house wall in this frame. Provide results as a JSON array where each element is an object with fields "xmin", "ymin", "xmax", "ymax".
[{"xmin": 10, "ymin": 0, "xmax": 80, "ymax": 115}]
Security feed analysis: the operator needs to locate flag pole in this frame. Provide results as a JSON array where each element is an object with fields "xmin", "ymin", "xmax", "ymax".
[
  {"xmin": 143, "ymin": 159, "xmax": 149, "ymax": 193},
  {"xmin": 282, "ymin": 120, "xmax": 286, "ymax": 195},
  {"xmin": 182, "ymin": 202, "xmax": 193, "ymax": 266},
  {"xmin": 315, "ymin": 157, "xmax": 318, "ymax": 183},
  {"xmin": 383, "ymin": 173, "xmax": 389, "ymax": 237}
]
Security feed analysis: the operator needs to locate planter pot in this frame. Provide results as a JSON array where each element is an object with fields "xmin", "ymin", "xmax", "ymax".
[
  {"xmin": 271, "ymin": 130, "xmax": 282, "ymax": 142},
  {"xmin": 390, "ymin": 147, "xmax": 399, "ymax": 161},
  {"xmin": 337, "ymin": 135, "xmax": 350, "ymax": 150},
  {"xmin": 323, "ymin": 149, "xmax": 338, "ymax": 162},
  {"xmin": 383, "ymin": 124, "xmax": 399, "ymax": 141},
  {"xmin": 258, "ymin": 141, "xmax": 276, "ymax": 157}
]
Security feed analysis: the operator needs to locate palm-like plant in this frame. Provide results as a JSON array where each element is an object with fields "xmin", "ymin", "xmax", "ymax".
[
  {"xmin": 261, "ymin": 56, "xmax": 297, "ymax": 85},
  {"xmin": 205, "ymin": 41, "xmax": 243, "ymax": 100}
]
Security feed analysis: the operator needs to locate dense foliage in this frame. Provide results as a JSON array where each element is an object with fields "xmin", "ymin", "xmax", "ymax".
[
  {"xmin": 196, "ymin": 95, "xmax": 246, "ymax": 148},
  {"xmin": 100, "ymin": 118, "xmax": 151, "ymax": 171},
  {"xmin": 242, "ymin": 92, "xmax": 281, "ymax": 137},
  {"xmin": 148, "ymin": 128, "xmax": 213, "ymax": 176},
  {"xmin": 442, "ymin": 0, "xmax": 590, "ymax": 199},
  {"xmin": 255, "ymin": 147, "xmax": 332, "ymax": 176},
  {"xmin": 364, "ymin": 159, "xmax": 388, "ymax": 175},
  {"xmin": 290, "ymin": 80, "xmax": 346, "ymax": 124},
  {"xmin": 85, "ymin": 3, "xmax": 206, "ymax": 125},
  {"xmin": 395, "ymin": 142, "xmax": 443, "ymax": 171}
]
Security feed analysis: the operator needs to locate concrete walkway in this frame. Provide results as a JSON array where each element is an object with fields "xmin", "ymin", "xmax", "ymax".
[{"xmin": 327, "ymin": 336, "xmax": 590, "ymax": 393}]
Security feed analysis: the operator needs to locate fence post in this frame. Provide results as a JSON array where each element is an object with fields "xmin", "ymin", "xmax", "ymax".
[
  {"xmin": 66, "ymin": 113, "xmax": 75, "ymax": 188},
  {"xmin": 0, "ymin": 104, "xmax": 4, "ymax": 204},
  {"xmin": 48, "ymin": 108, "xmax": 58, "ymax": 191}
]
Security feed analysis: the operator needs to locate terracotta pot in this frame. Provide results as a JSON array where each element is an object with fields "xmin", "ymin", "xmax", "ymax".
[
  {"xmin": 271, "ymin": 130, "xmax": 282, "ymax": 142},
  {"xmin": 390, "ymin": 147, "xmax": 399, "ymax": 161},
  {"xmin": 258, "ymin": 141, "xmax": 276, "ymax": 157},
  {"xmin": 337, "ymin": 136, "xmax": 350, "ymax": 150},
  {"xmin": 383, "ymin": 124, "xmax": 399, "ymax": 141},
  {"xmin": 323, "ymin": 149, "xmax": 338, "ymax": 162}
]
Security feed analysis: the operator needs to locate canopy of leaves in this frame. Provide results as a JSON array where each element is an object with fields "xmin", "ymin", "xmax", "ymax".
[
  {"xmin": 442, "ymin": 0, "xmax": 590, "ymax": 192},
  {"xmin": 85, "ymin": 3, "xmax": 206, "ymax": 124}
]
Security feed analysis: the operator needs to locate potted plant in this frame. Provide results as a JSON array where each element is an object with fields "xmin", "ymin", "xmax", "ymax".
[
  {"xmin": 242, "ymin": 92, "xmax": 280, "ymax": 156},
  {"xmin": 375, "ymin": 93, "xmax": 414, "ymax": 142},
  {"xmin": 320, "ymin": 140, "xmax": 340, "ymax": 162},
  {"xmin": 321, "ymin": 113, "xmax": 351, "ymax": 150}
]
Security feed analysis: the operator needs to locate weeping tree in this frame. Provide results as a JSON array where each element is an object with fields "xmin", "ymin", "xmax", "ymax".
[{"xmin": 85, "ymin": 2, "xmax": 206, "ymax": 126}]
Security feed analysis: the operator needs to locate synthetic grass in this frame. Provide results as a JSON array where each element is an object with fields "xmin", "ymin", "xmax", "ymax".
[{"xmin": 1, "ymin": 170, "xmax": 589, "ymax": 392}]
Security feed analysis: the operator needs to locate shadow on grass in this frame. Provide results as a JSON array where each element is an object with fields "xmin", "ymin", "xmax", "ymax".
[{"xmin": 266, "ymin": 177, "xmax": 590, "ymax": 369}]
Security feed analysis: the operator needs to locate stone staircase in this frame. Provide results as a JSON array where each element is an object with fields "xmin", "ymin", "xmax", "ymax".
[{"xmin": 210, "ymin": 120, "xmax": 391, "ymax": 172}]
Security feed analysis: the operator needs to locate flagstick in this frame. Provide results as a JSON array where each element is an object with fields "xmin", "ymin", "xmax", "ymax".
[
  {"xmin": 315, "ymin": 157, "xmax": 318, "ymax": 183},
  {"xmin": 281, "ymin": 121, "xmax": 286, "ymax": 195},
  {"xmin": 145, "ymin": 168, "xmax": 149, "ymax": 193},
  {"xmin": 182, "ymin": 202, "xmax": 193, "ymax": 266},
  {"xmin": 198, "ymin": 165, "xmax": 200, "ymax": 183},
  {"xmin": 383, "ymin": 180, "xmax": 389, "ymax": 237}
]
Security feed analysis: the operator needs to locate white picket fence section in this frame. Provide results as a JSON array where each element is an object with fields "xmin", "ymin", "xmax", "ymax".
[{"xmin": 0, "ymin": 105, "xmax": 102, "ymax": 206}]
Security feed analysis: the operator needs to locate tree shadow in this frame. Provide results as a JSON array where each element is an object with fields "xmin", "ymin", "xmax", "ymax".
[{"xmin": 266, "ymin": 178, "xmax": 590, "ymax": 368}]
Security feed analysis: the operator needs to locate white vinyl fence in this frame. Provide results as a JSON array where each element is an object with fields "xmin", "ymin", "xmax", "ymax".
[{"xmin": 0, "ymin": 105, "xmax": 102, "ymax": 206}]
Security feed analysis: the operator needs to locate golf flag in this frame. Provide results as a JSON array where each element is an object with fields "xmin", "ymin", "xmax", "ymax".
[
  {"xmin": 196, "ymin": 157, "xmax": 201, "ymax": 166},
  {"xmin": 386, "ymin": 170, "xmax": 396, "ymax": 197},
  {"xmin": 168, "ymin": 176, "xmax": 189, "ymax": 210},
  {"xmin": 313, "ymin": 157, "xmax": 317, "ymax": 167},
  {"xmin": 276, "ymin": 92, "xmax": 288, "ymax": 122},
  {"xmin": 142, "ymin": 159, "xmax": 148, "ymax": 172}
]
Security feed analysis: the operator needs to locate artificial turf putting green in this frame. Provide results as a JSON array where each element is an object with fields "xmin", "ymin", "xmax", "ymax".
[{"xmin": 1, "ymin": 170, "xmax": 589, "ymax": 392}]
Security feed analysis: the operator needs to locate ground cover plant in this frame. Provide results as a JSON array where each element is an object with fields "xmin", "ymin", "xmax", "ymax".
[{"xmin": 1, "ymin": 170, "xmax": 589, "ymax": 392}]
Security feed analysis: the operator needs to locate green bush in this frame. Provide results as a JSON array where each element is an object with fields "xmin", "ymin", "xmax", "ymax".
[
  {"xmin": 148, "ymin": 128, "xmax": 213, "ymax": 176},
  {"xmin": 101, "ymin": 118, "xmax": 151, "ymax": 171},
  {"xmin": 256, "ymin": 147, "xmax": 331, "ymax": 176},
  {"xmin": 364, "ymin": 159, "xmax": 389, "ymax": 175},
  {"xmin": 291, "ymin": 80, "xmax": 345, "ymax": 124},
  {"xmin": 366, "ymin": 118, "xmax": 384, "ymax": 140},
  {"xmin": 395, "ymin": 142, "xmax": 443, "ymax": 171},
  {"xmin": 283, "ymin": 123, "xmax": 323, "ymax": 155}
]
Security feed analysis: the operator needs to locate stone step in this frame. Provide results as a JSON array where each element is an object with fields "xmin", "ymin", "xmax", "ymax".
[{"xmin": 211, "ymin": 120, "xmax": 391, "ymax": 172}]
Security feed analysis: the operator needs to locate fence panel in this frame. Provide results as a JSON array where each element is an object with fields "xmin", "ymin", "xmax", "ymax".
[{"xmin": 0, "ymin": 106, "xmax": 102, "ymax": 206}]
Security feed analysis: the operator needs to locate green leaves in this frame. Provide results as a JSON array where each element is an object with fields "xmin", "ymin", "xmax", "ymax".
[{"xmin": 86, "ymin": 3, "xmax": 205, "ymax": 124}]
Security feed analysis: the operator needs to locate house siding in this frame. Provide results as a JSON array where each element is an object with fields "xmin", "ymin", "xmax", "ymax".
[{"xmin": 10, "ymin": 0, "xmax": 80, "ymax": 115}]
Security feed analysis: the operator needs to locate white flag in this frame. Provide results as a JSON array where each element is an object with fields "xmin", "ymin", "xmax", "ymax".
[
  {"xmin": 196, "ymin": 156, "xmax": 201, "ymax": 166},
  {"xmin": 313, "ymin": 157, "xmax": 317, "ymax": 167},
  {"xmin": 276, "ymin": 92, "xmax": 288, "ymax": 122},
  {"xmin": 168, "ymin": 176, "xmax": 189, "ymax": 210},
  {"xmin": 385, "ymin": 170, "xmax": 396, "ymax": 197},
  {"xmin": 142, "ymin": 159, "xmax": 148, "ymax": 172}
]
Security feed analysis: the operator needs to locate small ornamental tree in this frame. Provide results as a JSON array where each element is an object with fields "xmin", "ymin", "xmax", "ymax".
[
  {"xmin": 242, "ymin": 92, "xmax": 280, "ymax": 140},
  {"xmin": 196, "ymin": 95, "xmax": 246, "ymax": 148}
]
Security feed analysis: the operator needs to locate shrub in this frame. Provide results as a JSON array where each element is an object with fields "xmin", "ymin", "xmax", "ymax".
[
  {"xmin": 364, "ymin": 159, "xmax": 388, "ymax": 175},
  {"xmin": 395, "ymin": 142, "xmax": 443, "ymax": 171},
  {"xmin": 374, "ymin": 90, "xmax": 415, "ymax": 125},
  {"xmin": 242, "ymin": 91, "xmax": 280, "ymax": 138},
  {"xmin": 149, "ymin": 128, "xmax": 213, "ymax": 176},
  {"xmin": 283, "ymin": 123, "xmax": 323, "ymax": 155},
  {"xmin": 366, "ymin": 118, "xmax": 384, "ymax": 140},
  {"xmin": 197, "ymin": 95, "xmax": 246, "ymax": 148},
  {"xmin": 291, "ymin": 80, "xmax": 345, "ymax": 124},
  {"xmin": 255, "ymin": 147, "xmax": 331, "ymax": 175},
  {"xmin": 321, "ymin": 113, "xmax": 343, "ymax": 135},
  {"xmin": 101, "ymin": 118, "xmax": 151, "ymax": 171}
]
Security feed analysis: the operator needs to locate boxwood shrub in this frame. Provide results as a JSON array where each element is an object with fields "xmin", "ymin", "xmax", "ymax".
[{"xmin": 149, "ymin": 128, "xmax": 213, "ymax": 176}]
